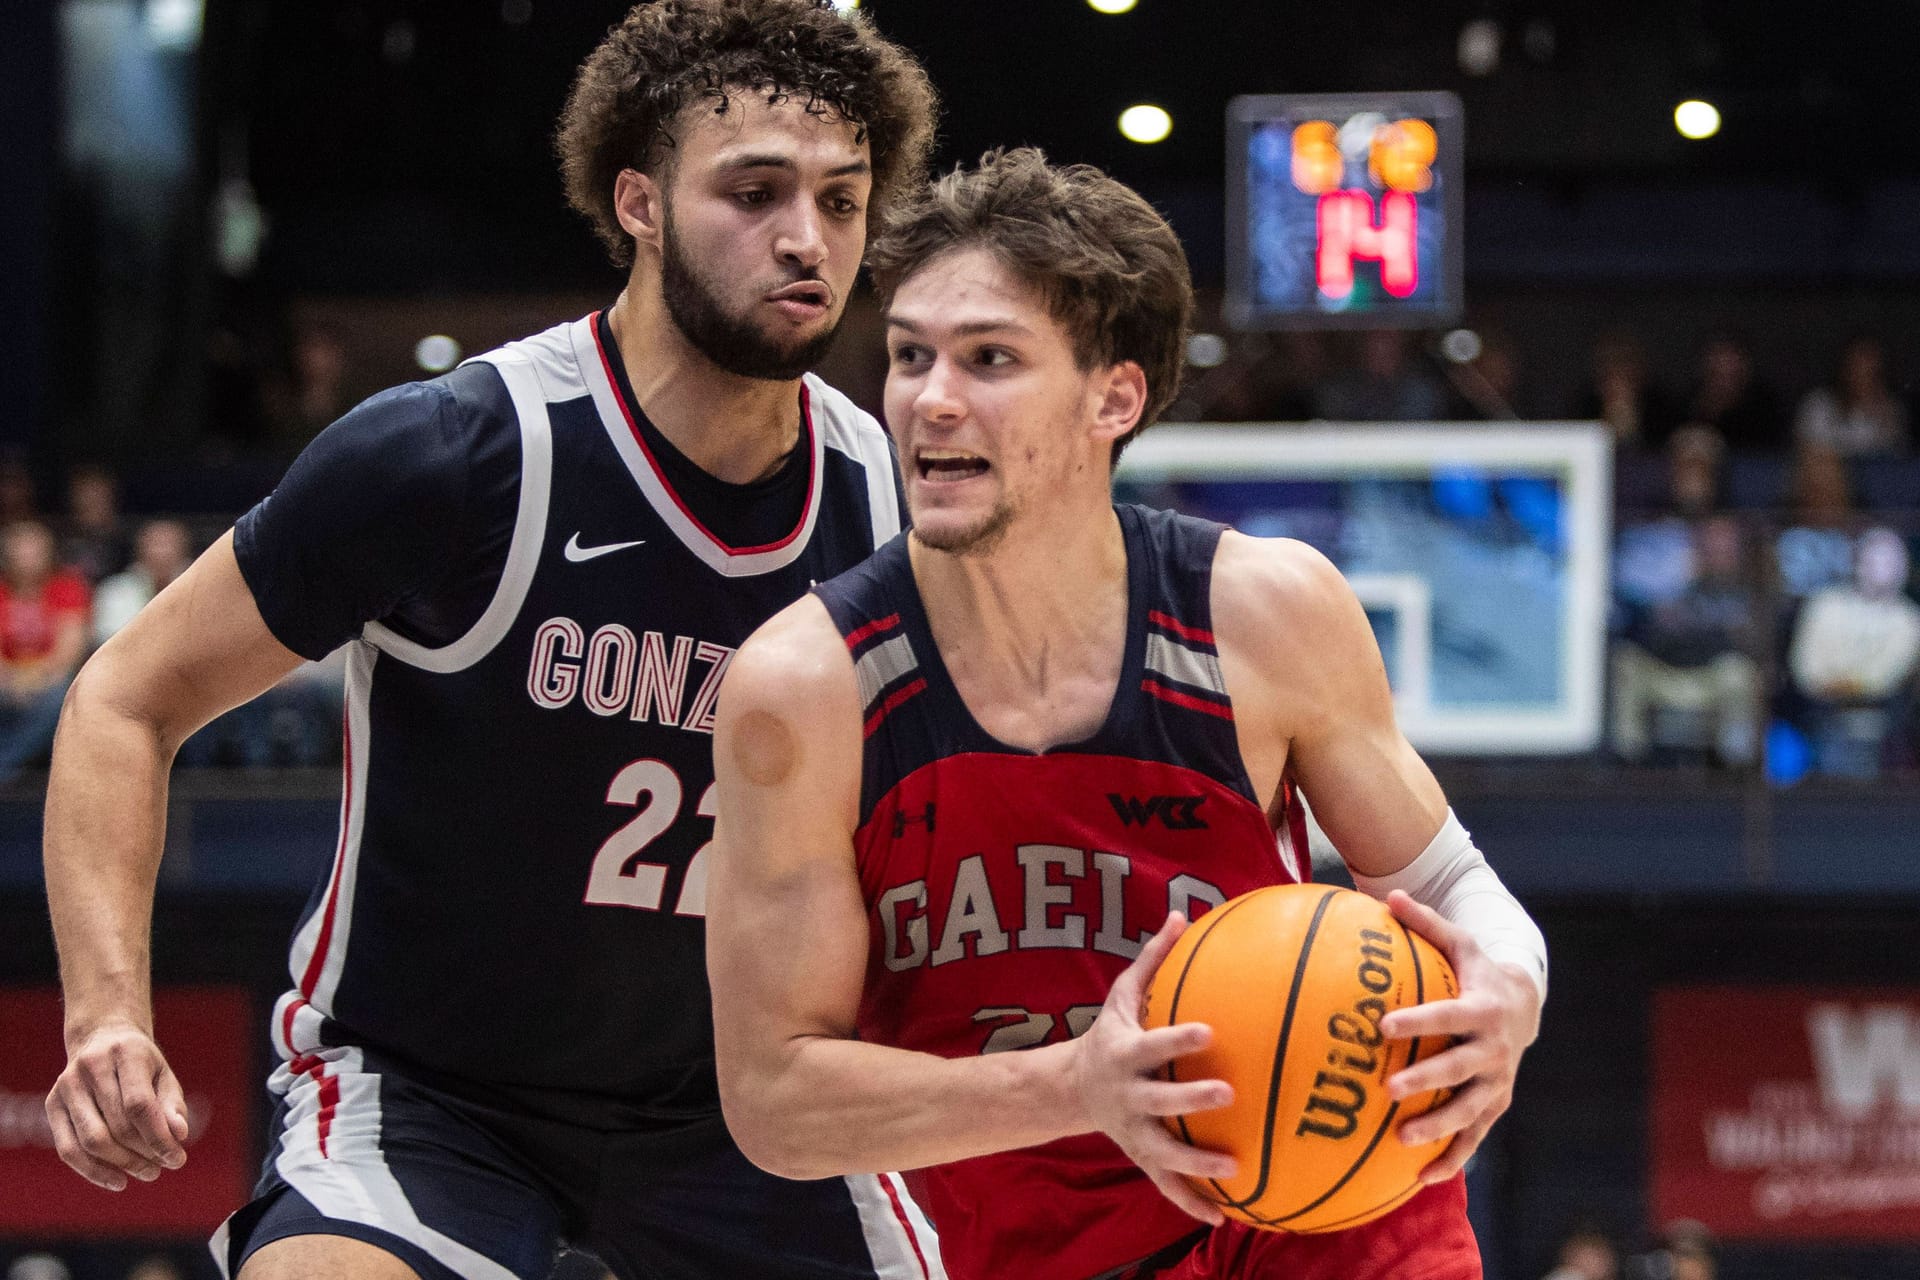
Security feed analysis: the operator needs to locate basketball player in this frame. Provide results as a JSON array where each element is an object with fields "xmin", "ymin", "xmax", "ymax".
[
  {"xmin": 707, "ymin": 149, "xmax": 1548, "ymax": 1280},
  {"xmin": 43, "ymin": 4, "xmax": 940, "ymax": 1278}
]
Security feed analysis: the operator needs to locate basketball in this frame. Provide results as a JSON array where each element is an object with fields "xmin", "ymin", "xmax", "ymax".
[{"xmin": 1140, "ymin": 883, "xmax": 1459, "ymax": 1233}]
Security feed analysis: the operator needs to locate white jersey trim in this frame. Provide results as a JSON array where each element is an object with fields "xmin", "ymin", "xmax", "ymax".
[
  {"xmin": 810, "ymin": 375, "xmax": 903, "ymax": 546},
  {"xmin": 844, "ymin": 1172, "xmax": 948, "ymax": 1280},
  {"xmin": 363, "ymin": 353, "xmax": 554, "ymax": 672},
  {"xmin": 277, "ymin": 640, "xmax": 377, "ymax": 1054},
  {"xmin": 571, "ymin": 314, "xmax": 839, "ymax": 578},
  {"xmin": 208, "ymin": 1047, "xmax": 521, "ymax": 1280}
]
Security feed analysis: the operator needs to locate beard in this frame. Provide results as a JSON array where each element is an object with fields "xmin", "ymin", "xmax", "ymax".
[
  {"xmin": 659, "ymin": 207, "xmax": 842, "ymax": 382},
  {"xmin": 909, "ymin": 497, "xmax": 1018, "ymax": 557}
]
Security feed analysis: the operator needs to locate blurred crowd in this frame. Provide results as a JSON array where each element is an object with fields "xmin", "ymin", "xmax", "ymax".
[
  {"xmin": 3, "ymin": 1249, "xmax": 190, "ymax": 1280},
  {"xmin": 1180, "ymin": 323, "xmax": 1920, "ymax": 783},
  {"xmin": 0, "ymin": 459, "xmax": 341, "ymax": 784},
  {"xmin": 1541, "ymin": 1219, "xmax": 1719, "ymax": 1280},
  {"xmin": 1175, "ymin": 324, "xmax": 1912, "ymax": 459}
]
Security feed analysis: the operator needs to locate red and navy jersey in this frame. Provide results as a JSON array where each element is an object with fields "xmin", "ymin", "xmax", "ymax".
[
  {"xmin": 235, "ymin": 312, "xmax": 902, "ymax": 1127},
  {"xmin": 812, "ymin": 504, "xmax": 1310, "ymax": 1280}
]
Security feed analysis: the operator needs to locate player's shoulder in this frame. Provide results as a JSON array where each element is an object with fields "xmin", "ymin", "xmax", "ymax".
[
  {"xmin": 1213, "ymin": 529, "xmax": 1368, "ymax": 658},
  {"xmin": 321, "ymin": 362, "xmax": 517, "ymax": 471},
  {"xmin": 1216, "ymin": 528, "xmax": 1348, "ymax": 603},
  {"xmin": 726, "ymin": 593, "xmax": 858, "ymax": 721},
  {"xmin": 432, "ymin": 313, "xmax": 625, "ymax": 455}
]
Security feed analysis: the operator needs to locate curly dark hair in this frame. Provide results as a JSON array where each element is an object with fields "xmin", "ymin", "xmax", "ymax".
[
  {"xmin": 557, "ymin": 0, "xmax": 938, "ymax": 269},
  {"xmin": 868, "ymin": 148, "xmax": 1194, "ymax": 460}
]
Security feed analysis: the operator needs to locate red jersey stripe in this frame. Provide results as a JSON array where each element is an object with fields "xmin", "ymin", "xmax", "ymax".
[
  {"xmin": 1142, "ymin": 677, "xmax": 1234, "ymax": 720},
  {"xmin": 1146, "ymin": 609, "xmax": 1215, "ymax": 646},
  {"xmin": 879, "ymin": 1172, "xmax": 933, "ymax": 1280},
  {"xmin": 280, "ymin": 998, "xmax": 307, "ymax": 1054},
  {"xmin": 844, "ymin": 613, "xmax": 902, "ymax": 651},
  {"xmin": 299, "ymin": 708, "xmax": 354, "ymax": 1000},
  {"xmin": 315, "ymin": 1068, "xmax": 341, "ymax": 1160},
  {"xmin": 864, "ymin": 677, "xmax": 928, "ymax": 738},
  {"xmin": 589, "ymin": 313, "xmax": 817, "ymax": 558}
]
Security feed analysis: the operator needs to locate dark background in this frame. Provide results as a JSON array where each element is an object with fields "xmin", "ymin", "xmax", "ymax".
[{"xmin": 8, "ymin": 4, "xmax": 1920, "ymax": 1279}]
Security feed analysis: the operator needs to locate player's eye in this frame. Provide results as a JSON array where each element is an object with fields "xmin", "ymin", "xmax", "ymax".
[
  {"xmin": 890, "ymin": 344, "xmax": 930, "ymax": 368},
  {"xmin": 824, "ymin": 193, "xmax": 863, "ymax": 218},
  {"xmin": 734, "ymin": 189, "xmax": 772, "ymax": 207},
  {"xmin": 976, "ymin": 347, "xmax": 1017, "ymax": 368}
]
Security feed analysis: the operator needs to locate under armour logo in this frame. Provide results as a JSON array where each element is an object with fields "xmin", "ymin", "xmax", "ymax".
[{"xmin": 892, "ymin": 802, "xmax": 937, "ymax": 838}]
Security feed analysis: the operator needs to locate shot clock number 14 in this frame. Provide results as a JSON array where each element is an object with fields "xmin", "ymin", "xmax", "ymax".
[{"xmin": 1226, "ymin": 92, "xmax": 1464, "ymax": 330}]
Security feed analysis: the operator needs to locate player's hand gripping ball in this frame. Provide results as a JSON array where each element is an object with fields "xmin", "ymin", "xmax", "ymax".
[{"xmin": 1141, "ymin": 884, "xmax": 1457, "ymax": 1232}]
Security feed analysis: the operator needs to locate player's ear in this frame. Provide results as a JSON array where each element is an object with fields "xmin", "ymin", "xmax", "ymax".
[
  {"xmin": 613, "ymin": 168, "xmax": 668, "ymax": 257},
  {"xmin": 1089, "ymin": 361, "xmax": 1148, "ymax": 446}
]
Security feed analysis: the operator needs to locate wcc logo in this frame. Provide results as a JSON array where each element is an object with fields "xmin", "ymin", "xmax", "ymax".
[
  {"xmin": 1107, "ymin": 793, "xmax": 1209, "ymax": 831},
  {"xmin": 1806, "ymin": 1003, "xmax": 1920, "ymax": 1116}
]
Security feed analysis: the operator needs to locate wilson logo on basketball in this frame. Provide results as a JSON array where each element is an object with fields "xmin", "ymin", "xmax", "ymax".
[
  {"xmin": 1142, "ymin": 884, "xmax": 1459, "ymax": 1233},
  {"xmin": 1296, "ymin": 928, "xmax": 1394, "ymax": 1141}
]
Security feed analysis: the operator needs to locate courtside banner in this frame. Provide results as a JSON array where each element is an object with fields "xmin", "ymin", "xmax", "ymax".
[
  {"xmin": 1652, "ymin": 986, "xmax": 1920, "ymax": 1239},
  {"xmin": 0, "ymin": 986, "xmax": 255, "ymax": 1234}
]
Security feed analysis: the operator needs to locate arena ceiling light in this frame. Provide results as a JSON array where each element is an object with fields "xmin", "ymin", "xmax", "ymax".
[
  {"xmin": 1186, "ymin": 333, "xmax": 1228, "ymax": 368},
  {"xmin": 1088, "ymin": 0, "xmax": 1139, "ymax": 13},
  {"xmin": 145, "ymin": 0, "xmax": 203, "ymax": 50},
  {"xmin": 1674, "ymin": 99, "xmax": 1721, "ymax": 140},
  {"xmin": 1119, "ymin": 104, "xmax": 1173, "ymax": 144},
  {"xmin": 415, "ymin": 335, "xmax": 463, "ymax": 374}
]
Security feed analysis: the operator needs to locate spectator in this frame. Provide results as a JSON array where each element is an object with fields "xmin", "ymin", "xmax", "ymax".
[
  {"xmin": 1313, "ymin": 328, "xmax": 1448, "ymax": 421},
  {"xmin": 1794, "ymin": 334, "xmax": 1910, "ymax": 458},
  {"xmin": 1630, "ymin": 1220, "xmax": 1716, "ymax": 1280},
  {"xmin": 270, "ymin": 319, "xmax": 354, "ymax": 447},
  {"xmin": 1665, "ymin": 425, "xmax": 1725, "ymax": 519},
  {"xmin": 58, "ymin": 464, "xmax": 130, "ymax": 584},
  {"xmin": 122, "ymin": 1256, "xmax": 186, "ymax": 1280},
  {"xmin": 1776, "ymin": 442, "xmax": 1859, "ymax": 602},
  {"xmin": 1612, "ymin": 514, "xmax": 1762, "ymax": 766},
  {"xmin": 0, "ymin": 520, "xmax": 90, "ymax": 779},
  {"xmin": 1787, "ymin": 526, "xmax": 1920, "ymax": 779},
  {"xmin": 1576, "ymin": 328, "xmax": 1678, "ymax": 448},
  {"xmin": 90, "ymin": 517, "xmax": 192, "ymax": 648},
  {"xmin": 1682, "ymin": 330, "xmax": 1787, "ymax": 452},
  {"xmin": 0, "ymin": 451, "xmax": 38, "ymax": 525},
  {"xmin": 1542, "ymin": 1222, "xmax": 1620, "ymax": 1280},
  {"xmin": 4, "ymin": 1256, "xmax": 72, "ymax": 1280},
  {"xmin": 1186, "ymin": 331, "xmax": 1326, "ymax": 422},
  {"xmin": 1446, "ymin": 329, "xmax": 1534, "ymax": 420}
]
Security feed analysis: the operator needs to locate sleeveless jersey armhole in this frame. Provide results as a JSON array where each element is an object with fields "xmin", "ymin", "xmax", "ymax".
[{"xmin": 362, "ymin": 355, "xmax": 553, "ymax": 673}]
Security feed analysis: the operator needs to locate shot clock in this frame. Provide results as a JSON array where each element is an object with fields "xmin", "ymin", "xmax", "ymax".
[{"xmin": 1226, "ymin": 92, "xmax": 1464, "ymax": 330}]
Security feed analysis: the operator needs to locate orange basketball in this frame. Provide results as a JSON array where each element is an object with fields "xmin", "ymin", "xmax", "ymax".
[{"xmin": 1140, "ymin": 883, "xmax": 1458, "ymax": 1233}]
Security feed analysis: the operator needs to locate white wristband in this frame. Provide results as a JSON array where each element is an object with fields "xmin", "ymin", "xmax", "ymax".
[{"xmin": 1348, "ymin": 809, "xmax": 1548, "ymax": 1001}]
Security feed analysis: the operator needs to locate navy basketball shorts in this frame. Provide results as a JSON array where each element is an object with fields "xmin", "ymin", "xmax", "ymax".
[{"xmin": 211, "ymin": 1046, "xmax": 946, "ymax": 1280}]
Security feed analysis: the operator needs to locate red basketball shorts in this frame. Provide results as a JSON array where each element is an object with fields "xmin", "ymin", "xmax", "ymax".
[{"xmin": 1159, "ymin": 1175, "xmax": 1479, "ymax": 1280}]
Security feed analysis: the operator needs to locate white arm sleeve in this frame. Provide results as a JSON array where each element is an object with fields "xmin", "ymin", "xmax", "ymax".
[{"xmin": 1348, "ymin": 809, "xmax": 1548, "ymax": 1001}]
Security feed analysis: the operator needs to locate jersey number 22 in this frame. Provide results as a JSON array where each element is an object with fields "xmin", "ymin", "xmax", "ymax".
[{"xmin": 583, "ymin": 758, "xmax": 714, "ymax": 916}]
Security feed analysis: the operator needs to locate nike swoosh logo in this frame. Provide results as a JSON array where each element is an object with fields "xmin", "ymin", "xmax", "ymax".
[{"xmin": 563, "ymin": 533, "xmax": 647, "ymax": 563}]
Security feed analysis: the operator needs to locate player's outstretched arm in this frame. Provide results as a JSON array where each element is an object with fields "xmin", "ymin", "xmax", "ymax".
[
  {"xmin": 708, "ymin": 598, "xmax": 1235, "ymax": 1197},
  {"xmin": 1214, "ymin": 532, "xmax": 1545, "ymax": 1185},
  {"xmin": 44, "ymin": 532, "xmax": 307, "ymax": 1190}
]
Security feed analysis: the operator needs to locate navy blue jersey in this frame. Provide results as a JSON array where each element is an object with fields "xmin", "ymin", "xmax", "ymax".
[
  {"xmin": 811, "ymin": 505, "xmax": 1310, "ymax": 1280},
  {"xmin": 236, "ymin": 312, "xmax": 902, "ymax": 1124}
]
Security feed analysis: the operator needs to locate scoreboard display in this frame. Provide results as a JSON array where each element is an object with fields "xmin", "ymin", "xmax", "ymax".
[{"xmin": 1226, "ymin": 92, "xmax": 1464, "ymax": 330}]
